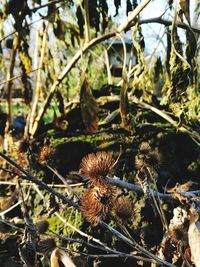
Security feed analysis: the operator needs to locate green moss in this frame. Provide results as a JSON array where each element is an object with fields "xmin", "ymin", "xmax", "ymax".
[
  {"xmin": 48, "ymin": 207, "xmax": 83, "ymax": 236},
  {"xmin": 51, "ymin": 131, "xmax": 133, "ymax": 150}
]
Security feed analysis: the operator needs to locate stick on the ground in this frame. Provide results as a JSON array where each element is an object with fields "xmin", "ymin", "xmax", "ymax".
[{"xmin": 0, "ymin": 151, "xmax": 78, "ymax": 209}]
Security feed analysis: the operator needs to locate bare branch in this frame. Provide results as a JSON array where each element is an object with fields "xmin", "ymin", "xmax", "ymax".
[
  {"xmin": 138, "ymin": 17, "xmax": 200, "ymax": 34},
  {"xmin": 29, "ymin": 22, "xmax": 49, "ymax": 136},
  {"xmin": 0, "ymin": 151, "xmax": 78, "ymax": 209},
  {"xmin": 108, "ymin": 176, "xmax": 175, "ymax": 203},
  {"xmin": 79, "ymin": 252, "xmax": 155, "ymax": 263},
  {"xmin": 100, "ymin": 222, "xmax": 177, "ymax": 267},
  {"xmin": 31, "ymin": 0, "xmax": 67, "ymax": 12},
  {"xmin": 5, "ymin": 34, "xmax": 18, "ymax": 133},
  {"xmin": 117, "ymin": 0, "xmax": 152, "ymax": 33},
  {"xmin": 0, "ymin": 67, "xmax": 42, "ymax": 86}
]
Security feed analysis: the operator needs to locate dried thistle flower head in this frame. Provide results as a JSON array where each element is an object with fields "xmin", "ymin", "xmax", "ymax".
[
  {"xmin": 81, "ymin": 182, "xmax": 114, "ymax": 225},
  {"xmin": 148, "ymin": 150, "xmax": 161, "ymax": 169},
  {"xmin": 169, "ymin": 225, "xmax": 187, "ymax": 242},
  {"xmin": 80, "ymin": 152, "xmax": 115, "ymax": 180},
  {"xmin": 135, "ymin": 143, "xmax": 150, "ymax": 170},
  {"xmin": 135, "ymin": 142, "xmax": 161, "ymax": 170},
  {"xmin": 114, "ymin": 197, "xmax": 134, "ymax": 223},
  {"xmin": 139, "ymin": 142, "xmax": 151, "ymax": 154},
  {"xmin": 38, "ymin": 145, "xmax": 55, "ymax": 165},
  {"xmin": 135, "ymin": 166, "xmax": 151, "ymax": 195},
  {"xmin": 17, "ymin": 139, "xmax": 30, "ymax": 153}
]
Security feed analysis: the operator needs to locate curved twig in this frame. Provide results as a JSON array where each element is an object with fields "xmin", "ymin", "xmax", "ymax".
[{"xmin": 138, "ymin": 17, "xmax": 200, "ymax": 34}]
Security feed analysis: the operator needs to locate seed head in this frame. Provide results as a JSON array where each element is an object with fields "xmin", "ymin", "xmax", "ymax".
[
  {"xmin": 114, "ymin": 197, "xmax": 135, "ymax": 223},
  {"xmin": 139, "ymin": 142, "xmax": 151, "ymax": 154},
  {"xmin": 80, "ymin": 152, "xmax": 115, "ymax": 181},
  {"xmin": 135, "ymin": 142, "xmax": 161, "ymax": 170},
  {"xmin": 148, "ymin": 150, "xmax": 161, "ymax": 169},
  {"xmin": 81, "ymin": 182, "xmax": 114, "ymax": 225},
  {"xmin": 38, "ymin": 145, "xmax": 55, "ymax": 165},
  {"xmin": 169, "ymin": 225, "xmax": 187, "ymax": 242},
  {"xmin": 17, "ymin": 139, "xmax": 30, "ymax": 153}
]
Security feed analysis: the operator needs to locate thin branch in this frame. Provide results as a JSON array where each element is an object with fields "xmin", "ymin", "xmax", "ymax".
[
  {"xmin": 0, "ymin": 218, "xmax": 23, "ymax": 232},
  {"xmin": 5, "ymin": 34, "xmax": 18, "ymax": 133},
  {"xmin": 78, "ymin": 252, "xmax": 155, "ymax": 263},
  {"xmin": 29, "ymin": 22, "xmax": 49, "ymax": 136},
  {"xmin": 100, "ymin": 222, "xmax": 177, "ymax": 267},
  {"xmin": 0, "ymin": 67, "xmax": 42, "ymax": 86},
  {"xmin": 109, "ymin": 176, "xmax": 200, "ymax": 200},
  {"xmin": 46, "ymin": 165, "xmax": 80, "ymax": 200},
  {"xmin": 149, "ymin": 169, "xmax": 169, "ymax": 230},
  {"xmin": 0, "ymin": 17, "xmax": 44, "ymax": 43},
  {"xmin": 0, "ymin": 190, "xmax": 29, "ymax": 217},
  {"xmin": 34, "ymin": 184, "xmax": 116, "ymax": 253},
  {"xmin": 52, "ymin": 234, "xmax": 152, "ymax": 263},
  {"xmin": 0, "ymin": 165, "xmax": 27, "ymax": 177},
  {"xmin": 138, "ymin": 17, "xmax": 200, "ymax": 34},
  {"xmin": 0, "ymin": 1, "xmax": 68, "ymax": 45},
  {"xmin": 97, "ymin": 95, "xmax": 200, "ymax": 146},
  {"xmin": 0, "ymin": 180, "xmax": 83, "ymax": 188},
  {"xmin": 54, "ymin": 212, "xmax": 112, "ymax": 250},
  {"xmin": 52, "ymin": 234, "xmax": 113, "ymax": 253},
  {"xmin": 104, "ymin": 48, "xmax": 113, "ymax": 85},
  {"xmin": 108, "ymin": 176, "xmax": 175, "ymax": 202},
  {"xmin": 0, "ymin": 151, "xmax": 78, "ymax": 209},
  {"xmin": 84, "ymin": 0, "xmax": 90, "ymax": 43},
  {"xmin": 116, "ymin": 34, "xmax": 127, "ymax": 74},
  {"xmin": 0, "ymin": 200, "xmax": 23, "ymax": 217},
  {"xmin": 31, "ymin": 0, "xmax": 66, "ymax": 12},
  {"xmin": 117, "ymin": 0, "xmax": 152, "ymax": 33}
]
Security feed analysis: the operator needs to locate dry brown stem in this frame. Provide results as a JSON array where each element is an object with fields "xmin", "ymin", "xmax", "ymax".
[{"xmin": 29, "ymin": 22, "xmax": 49, "ymax": 137}]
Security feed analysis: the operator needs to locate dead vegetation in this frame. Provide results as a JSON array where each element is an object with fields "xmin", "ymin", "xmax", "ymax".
[{"xmin": 0, "ymin": 0, "xmax": 200, "ymax": 266}]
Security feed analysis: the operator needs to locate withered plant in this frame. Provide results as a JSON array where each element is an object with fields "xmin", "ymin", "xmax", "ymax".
[
  {"xmin": 80, "ymin": 151, "xmax": 115, "ymax": 184},
  {"xmin": 80, "ymin": 152, "xmax": 115, "ymax": 225},
  {"xmin": 114, "ymin": 196, "xmax": 135, "ymax": 224}
]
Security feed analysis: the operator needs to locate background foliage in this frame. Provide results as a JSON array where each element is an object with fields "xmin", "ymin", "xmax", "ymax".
[{"xmin": 0, "ymin": 0, "xmax": 200, "ymax": 266}]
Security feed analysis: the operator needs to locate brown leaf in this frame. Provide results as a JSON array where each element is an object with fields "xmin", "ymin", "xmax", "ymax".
[
  {"xmin": 178, "ymin": 0, "xmax": 190, "ymax": 25},
  {"xmin": 80, "ymin": 74, "xmax": 99, "ymax": 133},
  {"xmin": 166, "ymin": 181, "xmax": 193, "ymax": 204},
  {"xmin": 50, "ymin": 248, "xmax": 76, "ymax": 267},
  {"xmin": 167, "ymin": 180, "xmax": 194, "ymax": 193},
  {"xmin": 120, "ymin": 72, "xmax": 130, "ymax": 130}
]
